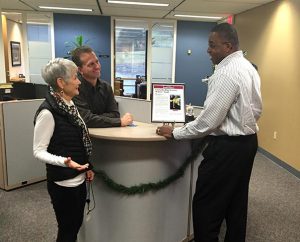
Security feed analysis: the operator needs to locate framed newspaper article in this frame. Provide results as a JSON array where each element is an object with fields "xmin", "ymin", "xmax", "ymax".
[{"xmin": 151, "ymin": 83, "xmax": 185, "ymax": 123}]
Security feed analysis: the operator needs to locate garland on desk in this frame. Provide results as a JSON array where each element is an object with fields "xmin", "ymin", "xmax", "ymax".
[{"xmin": 94, "ymin": 138, "xmax": 207, "ymax": 195}]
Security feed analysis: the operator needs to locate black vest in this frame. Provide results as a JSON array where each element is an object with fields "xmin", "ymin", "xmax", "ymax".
[{"xmin": 34, "ymin": 94, "xmax": 90, "ymax": 181}]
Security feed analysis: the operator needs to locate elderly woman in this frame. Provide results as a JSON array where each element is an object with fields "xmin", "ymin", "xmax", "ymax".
[{"xmin": 33, "ymin": 58, "xmax": 94, "ymax": 242}]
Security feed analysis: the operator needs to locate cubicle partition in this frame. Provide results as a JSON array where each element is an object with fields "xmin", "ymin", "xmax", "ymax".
[
  {"xmin": 0, "ymin": 100, "xmax": 45, "ymax": 190},
  {"xmin": 115, "ymin": 96, "xmax": 152, "ymax": 123}
]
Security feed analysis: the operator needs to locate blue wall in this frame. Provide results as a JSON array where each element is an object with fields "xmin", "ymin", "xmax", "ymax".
[
  {"xmin": 53, "ymin": 14, "xmax": 111, "ymax": 82},
  {"xmin": 53, "ymin": 15, "xmax": 215, "ymax": 102},
  {"xmin": 175, "ymin": 21, "xmax": 216, "ymax": 106}
]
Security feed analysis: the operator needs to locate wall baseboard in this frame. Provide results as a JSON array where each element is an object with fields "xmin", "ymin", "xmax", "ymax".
[{"xmin": 258, "ymin": 147, "xmax": 300, "ymax": 179}]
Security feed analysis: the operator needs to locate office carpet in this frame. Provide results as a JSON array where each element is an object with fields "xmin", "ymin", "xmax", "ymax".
[{"xmin": 0, "ymin": 152, "xmax": 299, "ymax": 242}]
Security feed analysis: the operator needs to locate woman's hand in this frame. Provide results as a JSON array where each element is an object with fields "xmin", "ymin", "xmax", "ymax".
[
  {"xmin": 86, "ymin": 170, "xmax": 95, "ymax": 182},
  {"xmin": 64, "ymin": 157, "xmax": 89, "ymax": 171}
]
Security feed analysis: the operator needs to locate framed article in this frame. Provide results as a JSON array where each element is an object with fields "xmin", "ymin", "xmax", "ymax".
[
  {"xmin": 151, "ymin": 83, "xmax": 185, "ymax": 123},
  {"xmin": 10, "ymin": 41, "xmax": 21, "ymax": 66}
]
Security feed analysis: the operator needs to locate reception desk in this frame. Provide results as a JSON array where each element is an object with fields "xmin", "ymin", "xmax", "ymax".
[{"xmin": 78, "ymin": 122, "xmax": 197, "ymax": 242}]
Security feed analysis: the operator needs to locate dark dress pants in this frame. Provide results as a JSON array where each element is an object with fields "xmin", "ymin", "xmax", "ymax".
[
  {"xmin": 193, "ymin": 134, "xmax": 258, "ymax": 242},
  {"xmin": 47, "ymin": 181, "xmax": 87, "ymax": 242}
]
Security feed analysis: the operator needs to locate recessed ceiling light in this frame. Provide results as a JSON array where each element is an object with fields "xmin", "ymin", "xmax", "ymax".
[
  {"xmin": 1, "ymin": 12, "xmax": 22, "ymax": 15},
  {"xmin": 27, "ymin": 22, "xmax": 50, "ymax": 25},
  {"xmin": 116, "ymin": 26, "xmax": 146, "ymax": 30},
  {"xmin": 107, "ymin": 0, "xmax": 169, "ymax": 7},
  {"xmin": 39, "ymin": 6, "xmax": 93, "ymax": 12},
  {"xmin": 174, "ymin": 14, "xmax": 222, "ymax": 20}
]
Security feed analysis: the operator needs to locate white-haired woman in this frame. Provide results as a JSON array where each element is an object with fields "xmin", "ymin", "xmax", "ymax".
[{"xmin": 33, "ymin": 58, "xmax": 94, "ymax": 242}]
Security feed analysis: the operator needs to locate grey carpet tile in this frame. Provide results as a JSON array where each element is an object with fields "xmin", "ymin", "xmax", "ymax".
[
  {"xmin": 246, "ymin": 153, "xmax": 300, "ymax": 242},
  {"xmin": 0, "ymin": 181, "xmax": 56, "ymax": 242},
  {"xmin": 0, "ymin": 152, "xmax": 299, "ymax": 242}
]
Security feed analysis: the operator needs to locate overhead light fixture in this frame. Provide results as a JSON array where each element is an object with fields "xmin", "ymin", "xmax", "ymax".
[
  {"xmin": 159, "ymin": 25, "xmax": 173, "ymax": 28},
  {"xmin": 1, "ymin": 12, "xmax": 22, "ymax": 15},
  {"xmin": 107, "ymin": 0, "xmax": 169, "ymax": 7},
  {"xmin": 174, "ymin": 14, "xmax": 222, "ymax": 20},
  {"xmin": 39, "ymin": 6, "xmax": 93, "ymax": 12},
  {"xmin": 27, "ymin": 22, "xmax": 50, "ymax": 25},
  {"xmin": 116, "ymin": 26, "xmax": 145, "ymax": 30}
]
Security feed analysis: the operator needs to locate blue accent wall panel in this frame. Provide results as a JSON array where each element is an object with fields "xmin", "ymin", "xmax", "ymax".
[
  {"xmin": 175, "ymin": 21, "xmax": 216, "ymax": 106},
  {"xmin": 54, "ymin": 14, "xmax": 111, "ymax": 83}
]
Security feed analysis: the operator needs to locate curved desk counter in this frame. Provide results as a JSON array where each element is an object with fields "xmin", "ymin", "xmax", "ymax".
[
  {"xmin": 78, "ymin": 122, "xmax": 195, "ymax": 242},
  {"xmin": 88, "ymin": 121, "xmax": 166, "ymax": 141}
]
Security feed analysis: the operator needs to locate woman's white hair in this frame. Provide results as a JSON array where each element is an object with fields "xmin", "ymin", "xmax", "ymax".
[{"xmin": 41, "ymin": 58, "xmax": 77, "ymax": 91}]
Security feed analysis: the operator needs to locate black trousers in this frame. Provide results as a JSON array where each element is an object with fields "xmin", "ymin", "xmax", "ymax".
[
  {"xmin": 47, "ymin": 181, "xmax": 87, "ymax": 242},
  {"xmin": 193, "ymin": 134, "xmax": 258, "ymax": 242}
]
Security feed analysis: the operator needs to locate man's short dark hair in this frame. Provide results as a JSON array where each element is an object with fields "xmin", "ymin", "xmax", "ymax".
[
  {"xmin": 211, "ymin": 23, "xmax": 239, "ymax": 48},
  {"xmin": 71, "ymin": 46, "xmax": 94, "ymax": 67}
]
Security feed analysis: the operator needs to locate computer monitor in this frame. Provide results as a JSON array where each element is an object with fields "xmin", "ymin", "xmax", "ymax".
[
  {"xmin": 12, "ymin": 82, "xmax": 35, "ymax": 100},
  {"xmin": 137, "ymin": 83, "xmax": 147, "ymax": 99}
]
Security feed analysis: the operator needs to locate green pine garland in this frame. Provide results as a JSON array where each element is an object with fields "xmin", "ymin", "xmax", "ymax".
[{"xmin": 94, "ymin": 138, "xmax": 207, "ymax": 195}]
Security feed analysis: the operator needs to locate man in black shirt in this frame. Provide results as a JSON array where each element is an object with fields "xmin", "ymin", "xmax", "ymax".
[{"xmin": 71, "ymin": 46, "xmax": 133, "ymax": 128}]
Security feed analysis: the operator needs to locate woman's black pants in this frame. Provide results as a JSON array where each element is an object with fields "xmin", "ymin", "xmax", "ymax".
[{"xmin": 47, "ymin": 181, "xmax": 87, "ymax": 242}]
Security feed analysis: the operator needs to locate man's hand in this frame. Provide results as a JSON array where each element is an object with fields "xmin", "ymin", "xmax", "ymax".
[
  {"xmin": 156, "ymin": 125, "xmax": 174, "ymax": 139},
  {"xmin": 86, "ymin": 170, "xmax": 95, "ymax": 182},
  {"xmin": 121, "ymin": 112, "xmax": 133, "ymax": 126},
  {"xmin": 64, "ymin": 157, "xmax": 89, "ymax": 171}
]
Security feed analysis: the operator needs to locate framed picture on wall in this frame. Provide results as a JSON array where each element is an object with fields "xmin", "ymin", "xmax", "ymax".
[{"xmin": 10, "ymin": 41, "xmax": 21, "ymax": 66}]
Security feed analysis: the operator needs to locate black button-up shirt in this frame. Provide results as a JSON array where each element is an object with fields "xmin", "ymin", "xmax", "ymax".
[{"xmin": 73, "ymin": 74, "xmax": 121, "ymax": 128}]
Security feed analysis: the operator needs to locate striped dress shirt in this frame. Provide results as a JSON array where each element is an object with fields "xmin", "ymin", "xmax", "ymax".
[{"xmin": 173, "ymin": 50, "xmax": 262, "ymax": 140}]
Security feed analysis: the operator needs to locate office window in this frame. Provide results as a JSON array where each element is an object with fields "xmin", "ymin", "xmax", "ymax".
[
  {"xmin": 27, "ymin": 24, "xmax": 50, "ymax": 42},
  {"xmin": 115, "ymin": 20, "xmax": 147, "ymax": 79}
]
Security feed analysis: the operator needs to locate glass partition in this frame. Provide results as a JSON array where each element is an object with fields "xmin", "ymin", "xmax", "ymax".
[
  {"xmin": 151, "ymin": 22, "xmax": 175, "ymax": 83},
  {"xmin": 26, "ymin": 13, "xmax": 53, "ymax": 84},
  {"xmin": 113, "ymin": 18, "xmax": 176, "ymax": 100}
]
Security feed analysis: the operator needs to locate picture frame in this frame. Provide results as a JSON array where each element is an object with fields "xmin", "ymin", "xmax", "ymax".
[
  {"xmin": 151, "ymin": 83, "xmax": 186, "ymax": 123},
  {"xmin": 10, "ymin": 41, "xmax": 21, "ymax": 66}
]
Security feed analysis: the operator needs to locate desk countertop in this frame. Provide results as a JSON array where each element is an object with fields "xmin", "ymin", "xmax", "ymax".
[{"xmin": 89, "ymin": 121, "xmax": 167, "ymax": 141}]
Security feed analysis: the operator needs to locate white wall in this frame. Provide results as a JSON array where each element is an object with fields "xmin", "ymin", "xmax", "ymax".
[
  {"xmin": 0, "ymin": 13, "xmax": 6, "ymax": 83},
  {"xmin": 6, "ymin": 19, "xmax": 25, "ymax": 79}
]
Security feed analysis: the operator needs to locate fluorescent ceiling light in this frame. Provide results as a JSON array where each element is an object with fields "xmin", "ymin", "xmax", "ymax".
[
  {"xmin": 1, "ymin": 12, "xmax": 22, "ymax": 15},
  {"xmin": 174, "ymin": 14, "xmax": 222, "ymax": 20},
  {"xmin": 159, "ymin": 25, "xmax": 173, "ymax": 28},
  {"xmin": 39, "ymin": 6, "xmax": 93, "ymax": 12},
  {"xmin": 107, "ymin": 0, "xmax": 169, "ymax": 7},
  {"xmin": 27, "ymin": 22, "xmax": 50, "ymax": 25},
  {"xmin": 116, "ymin": 26, "xmax": 145, "ymax": 30}
]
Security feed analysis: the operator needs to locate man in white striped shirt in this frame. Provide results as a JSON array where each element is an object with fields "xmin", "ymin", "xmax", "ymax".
[{"xmin": 157, "ymin": 23, "xmax": 262, "ymax": 242}]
